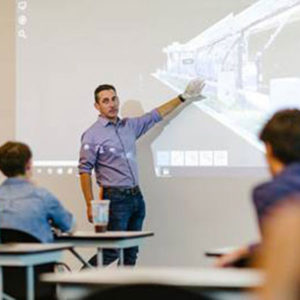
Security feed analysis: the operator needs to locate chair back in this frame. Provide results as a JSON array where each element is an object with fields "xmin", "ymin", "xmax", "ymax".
[
  {"xmin": 84, "ymin": 284, "xmax": 213, "ymax": 300},
  {"xmin": 0, "ymin": 228, "xmax": 41, "ymax": 243},
  {"xmin": 0, "ymin": 227, "xmax": 56, "ymax": 299}
]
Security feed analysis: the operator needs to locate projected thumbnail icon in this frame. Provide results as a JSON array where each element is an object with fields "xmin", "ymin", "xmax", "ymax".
[{"xmin": 156, "ymin": 150, "xmax": 228, "ymax": 169}]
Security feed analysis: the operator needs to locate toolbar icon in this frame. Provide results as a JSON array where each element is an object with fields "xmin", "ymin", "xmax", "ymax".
[
  {"xmin": 18, "ymin": 29, "xmax": 27, "ymax": 39},
  {"xmin": 18, "ymin": 15, "xmax": 27, "ymax": 25},
  {"xmin": 18, "ymin": 1, "xmax": 27, "ymax": 10}
]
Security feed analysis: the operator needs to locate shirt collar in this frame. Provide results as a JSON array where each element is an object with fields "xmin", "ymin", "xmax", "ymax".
[
  {"xmin": 2, "ymin": 177, "xmax": 30, "ymax": 186},
  {"xmin": 277, "ymin": 162, "xmax": 300, "ymax": 177},
  {"xmin": 98, "ymin": 115, "xmax": 122, "ymax": 127}
]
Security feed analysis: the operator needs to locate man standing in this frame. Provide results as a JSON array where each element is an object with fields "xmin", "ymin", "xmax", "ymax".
[{"xmin": 79, "ymin": 79, "xmax": 205, "ymax": 265}]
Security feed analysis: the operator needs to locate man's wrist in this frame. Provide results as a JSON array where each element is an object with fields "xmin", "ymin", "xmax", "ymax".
[{"xmin": 178, "ymin": 94, "xmax": 186, "ymax": 103}]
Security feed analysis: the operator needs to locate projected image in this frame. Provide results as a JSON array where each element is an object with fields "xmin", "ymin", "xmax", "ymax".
[
  {"xmin": 152, "ymin": 0, "xmax": 300, "ymax": 176},
  {"xmin": 16, "ymin": 0, "xmax": 300, "ymax": 177}
]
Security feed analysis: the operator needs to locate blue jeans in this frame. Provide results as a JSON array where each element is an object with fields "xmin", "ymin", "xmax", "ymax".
[{"xmin": 102, "ymin": 186, "xmax": 145, "ymax": 265}]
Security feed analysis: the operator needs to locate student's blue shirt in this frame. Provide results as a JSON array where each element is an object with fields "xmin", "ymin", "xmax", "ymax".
[
  {"xmin": 0, "ymin": 178, "xmax": 73, "ymax": 242},
  {"xmin": 253, "ymin": 162, "xmax": 300, "ymax": 231}
]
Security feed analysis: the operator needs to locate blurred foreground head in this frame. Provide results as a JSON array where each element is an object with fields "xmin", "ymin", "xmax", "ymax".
[
  {"xmin": 260, "ymin": 109, "xmax": 300, "ymax": 175},
  {"xmin": 256, "ymin": 199, "xmax": 300, "ymax": 300}
]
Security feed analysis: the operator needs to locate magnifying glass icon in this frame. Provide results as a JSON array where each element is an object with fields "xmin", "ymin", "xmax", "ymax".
[{"xmin": 18, "ymin": 29, "xmax": 27, "ymax": 39}]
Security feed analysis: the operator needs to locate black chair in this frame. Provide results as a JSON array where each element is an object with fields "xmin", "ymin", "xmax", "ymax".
[
  {"xmin": 0, "ymin": 228, "xmax": 58, "ymax": 299},
  {"xmin": 83, "ymin": 284, "xmax": 214, "ymax": 300}
]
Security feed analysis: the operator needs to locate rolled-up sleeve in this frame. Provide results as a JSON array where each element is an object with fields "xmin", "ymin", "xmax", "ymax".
[
  {"xmin": 78, "ymin": 132, "xmax": 98, "ymax": 174},
  {"xmin": 128, "ymin": 109, "xmax": 162, "ymax": 139}
]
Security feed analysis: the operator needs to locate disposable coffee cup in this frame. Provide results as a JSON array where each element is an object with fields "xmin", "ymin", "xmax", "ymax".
[{"xmin": 91, "ymin": 200, "xmax": 110, "ymax": 233}]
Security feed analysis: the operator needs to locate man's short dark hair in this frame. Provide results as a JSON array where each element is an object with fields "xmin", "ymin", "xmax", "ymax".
[
  {"xmin": 94, "ymin": 84, "xmax": 116, "ymax": 103},
  {"xmin": 260, "ymin": 109, "xmax": 300, "ymax": 164},
  {"xmin": 0, "ymin": 141, "xmax": 32, "ymax": 177}
]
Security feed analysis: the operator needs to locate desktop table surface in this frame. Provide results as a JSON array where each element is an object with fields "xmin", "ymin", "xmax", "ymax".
[
  {"xmin": 0, "ymin": 243, "xmax": 73, "ymax": 255},
  {"xmin": 55, "ymin": 231, "xmax": 154, "ymax": 241},
  {"xmin": 42, "ymin": 267, "xmax": 264, "ymax": 289}
]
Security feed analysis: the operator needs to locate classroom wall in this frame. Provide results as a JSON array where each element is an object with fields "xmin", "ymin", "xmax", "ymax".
[
  {"xmin": 37, "ymin": 153, "xmax": 265, "ymax": 267},
  {"xmin": 0, "ymin": 0, "xmax": 15, "ymax": 143},
  {"xmin": 0, "ymin": 0, "xmax": 267, "ymax": 268}
]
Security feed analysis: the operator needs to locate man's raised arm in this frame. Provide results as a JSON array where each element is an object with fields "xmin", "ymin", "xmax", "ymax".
[{"xmin": 157, "ymin": 78, "xmax": 205, "ymax": 118}]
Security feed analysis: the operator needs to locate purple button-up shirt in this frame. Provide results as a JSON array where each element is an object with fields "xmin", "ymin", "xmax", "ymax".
[
  {"xmin": 78, "ymin": 109, "xmax": 162, "ymax": 187},
  {"xmin": 253, "ymin": 162, "xmax": 300, "ymax": 231}
]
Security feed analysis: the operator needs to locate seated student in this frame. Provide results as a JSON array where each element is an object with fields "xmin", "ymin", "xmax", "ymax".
[
  {"xmin": 216, "ymin": 109, "xmax": 300, "ymax": 267},
  {"xmin": 0, "ymin": 141, "xmax": 74, "ymax": 241},
  {"xmin": 0, "ymin": 141, "xmax": 75, "ymax": 299}
]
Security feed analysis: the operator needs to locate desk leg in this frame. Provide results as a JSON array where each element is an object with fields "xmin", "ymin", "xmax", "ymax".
[
  {"xmin": 119, "ymin": 248, "xmax": 124, "ymax": 265},
  {"xmin": 97, "ymin": 248, "xmax": 102, "ymax": 266},
  {"xmin": 69, "ymin": 248, "xmax": 94, "ymax": 269},
  {"xmin": 0, "ymin": 266, "xmax": 2, "ymax": 300},
  {"xmin": 26, "ymin": 266, "xmax": 34, "ymax": 300}
]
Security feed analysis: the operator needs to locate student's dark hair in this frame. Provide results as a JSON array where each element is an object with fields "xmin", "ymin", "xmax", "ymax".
[
  {"xmin": 260, "ymin": 109, "xmax": 300, "ymax": 164},
  {"xmin": 0, "ymin": 141, "xmax": 32, "ymax": 177},
  {"xmin": 94, "ymin": 84, "xmax": 116, "ymax": 103}
]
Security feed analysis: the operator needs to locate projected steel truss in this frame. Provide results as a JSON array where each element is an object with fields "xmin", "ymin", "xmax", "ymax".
[{"xmin": 153, "ymin": 0, "xmax": 300, "ymax": 151}]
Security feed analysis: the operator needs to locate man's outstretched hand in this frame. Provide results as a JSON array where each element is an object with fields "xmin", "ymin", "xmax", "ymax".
[
  {"xmin": 156, "ymin": 77, "xmax": 205, "ymax": 118},
  {"xmin": 181, "ymin": 78, "xmax": 205, "ymax": 101}
]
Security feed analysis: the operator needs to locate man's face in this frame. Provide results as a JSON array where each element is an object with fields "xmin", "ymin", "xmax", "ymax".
[{"xmin": 94, "ymin": 89, "xmax": 119, "ymax": 121}]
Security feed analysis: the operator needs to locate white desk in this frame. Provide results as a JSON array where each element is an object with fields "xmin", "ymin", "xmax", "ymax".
[
  {"xmin": 55, "ymin": 231, "xmax": 154, "ymax": 266},
  {"xmin": 0, "ymin": 243, "xmax": 73, "ymax": 300},
  {"xmin": 42, "ymin": 267, "xmax": 264, "ymax": 300}
]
